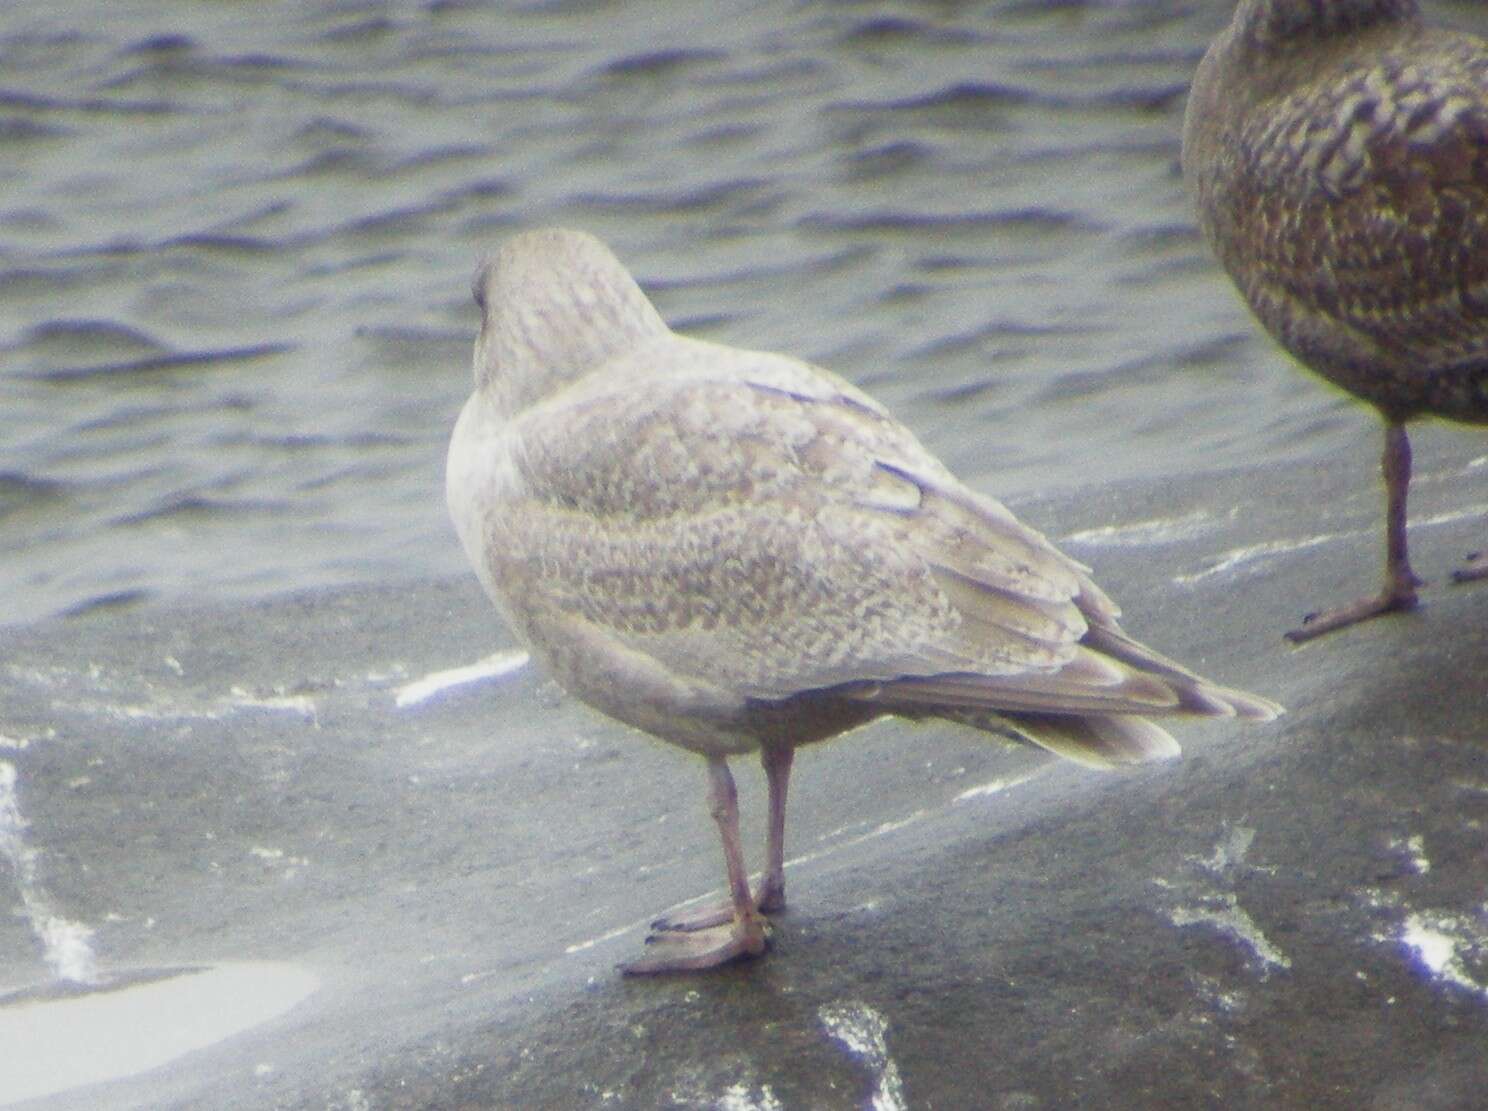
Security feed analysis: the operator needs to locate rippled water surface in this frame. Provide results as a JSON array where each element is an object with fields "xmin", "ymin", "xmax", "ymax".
[{"xmin": 3, "ymin": 0, "xmax": 1484, "ymax": 627}]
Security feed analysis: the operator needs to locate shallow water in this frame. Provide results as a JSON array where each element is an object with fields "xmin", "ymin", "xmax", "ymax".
[
  {"xmin": 0, "ymin": 962, "xmax": 320, "ymax": 1105},
  {"xmin": 2, "ymin": 0, "xmax": 1485, "ymax": 627}
]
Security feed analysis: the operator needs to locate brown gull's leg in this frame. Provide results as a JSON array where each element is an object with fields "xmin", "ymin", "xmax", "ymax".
[
  {"xmin": 1288, "ymin": 420, "xmax": 1423, "ymax": 643},
  {"xmin": 620, "ymin": 756, "xmax": 771, "ymax": 975}
]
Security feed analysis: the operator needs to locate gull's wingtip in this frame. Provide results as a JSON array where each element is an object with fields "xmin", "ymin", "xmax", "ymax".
[{"xmin": 1222, "ymin": 689, "xmax": 1285, "ymax": 722}]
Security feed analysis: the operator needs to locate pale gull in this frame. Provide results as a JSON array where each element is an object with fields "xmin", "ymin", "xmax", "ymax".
[
  {"xmin": 446, "ymin": 228, "xmax": 1282, "ymax": 974},
  {"xmin": 1184, "ymin": 0, "xmax": 1488, "ymax": 642}
]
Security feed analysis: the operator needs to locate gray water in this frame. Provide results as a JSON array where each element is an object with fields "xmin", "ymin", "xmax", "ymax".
[{"xmin": 2, "ymin": 0, "xmax": 1484, "ymax": 628}]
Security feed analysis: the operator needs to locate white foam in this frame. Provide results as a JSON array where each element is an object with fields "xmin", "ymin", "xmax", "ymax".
[
  {"xmin": 718, "ymin": 1082, "xmax": 784, "ymax": 1111},
  {"xmin": 36, "ymin": 917, "xmax": 99, "ymax": 985},
  {"xmin": 954, "ymin": 768, "xmax": 1043, "ymax": 803},
  {"xmin": 393, "ymin": 650, "xmax": 531, "ymax": 708},
  {"xmin": 1195, "ymin": 825, "xmax": 1258, "ymax": 874},
  {"xmin": 1063, "ymin": 508, "xmax": 1222, "ymax": 548},
  {"xmin": 1388, "ymin": 910, "xmax": 1488, "ymax": 1002},
  {"xmin": 1414, "ymin": 504, "xmax": 1488, "ymax": 528},
  {"xmin": 1169, "ymin": 896, "xmax": 1292, "ymax": 977},
  {"xmin": 227, "ymin": 688, "xmax": 318, "ymax": 721},
  {"xmin": 784, "ymin": 810, "xmax": 929, "ymax": 873},
  {"xmin": 1161, "ymin": 827, "xmax": 1290, "ymax": 977},
  {"xmin": 1173, "ymin": 532, "xmax": 1344, "ymax": 585},
  {"xmin": 1387, "ymin": 834, "xmax": 1430, "ymax": 875},
  {"xmin": 564, "ymin": 921, "xmax": 642, "ymax": 955},
  {"xmin": 104, "ymin": 689, "xmax": 318, "ymax": 725},
  {"xmin": 1403, "ymin": 917, "xmax": 1458, "ymax": 978},
  {"xmin": 0, "ymin": 761, "xmax": 99, "ymax": 986},
  {"xmin": 819, "ymin": 1001, "xmax": 907, "ymax": 1111},
  {"xmin": 1175, "ymin": 501, "xmax": 1488, "ymax": 587}
]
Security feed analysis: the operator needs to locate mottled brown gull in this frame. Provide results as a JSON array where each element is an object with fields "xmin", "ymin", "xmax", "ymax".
[
  {"xmin": 447, "ymin": 228, "xmax": 1281, "ymax": 974},
  {"xmin": 1183, "ymin": 0, "xmax": 1488, "ymax": 642}
]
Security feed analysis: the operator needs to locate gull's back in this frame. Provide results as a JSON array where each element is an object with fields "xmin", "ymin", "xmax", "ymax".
[
  {"xmin": 1182, "ymin": 0, "xmax": 1488, "ymax": 422},
  {"xmin": 449, "ymin": 228, "xmax": 1279, "ymax": 769}
]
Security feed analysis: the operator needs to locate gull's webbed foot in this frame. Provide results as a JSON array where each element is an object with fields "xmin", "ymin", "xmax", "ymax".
[
  {"xmin": 1452, "ymin": 550, "xmax": 1488, "ymax": 584},
  {"xmin": 1285, "ymin": 584, "xmax": 1420, "ymax": 642},
  {"xmin": 647, "ymin": 881, "xmax": 786, "ymax": 935},
  {"xmin": 619, "ymin": 909, "xmax": 771, "ymax": 975}
]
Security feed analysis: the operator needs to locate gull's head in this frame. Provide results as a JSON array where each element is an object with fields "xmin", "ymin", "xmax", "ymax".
[
  {"xmin": 1185, "ymin": 0, "xmax": 1421, "ymax": 182},
  {"xmin": 1228, "ymin": 0, "xmax": 1418, "ymax": 50},
  {"xmin": 471, "ymin": 228, "xmax": 668, "ymax": 415}
]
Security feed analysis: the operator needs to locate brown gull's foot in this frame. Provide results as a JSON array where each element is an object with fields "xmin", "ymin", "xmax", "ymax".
[
  {"xmin": 1451, "ymin": 550, "xmax": 1488, "ymax": 584},
  {"xmin": 619, "ymin": 908, "xmax": 772, "ymax": 976},
  {"xmin": 1288, "ymin": 421, "xmax": 1426, "ymax": 644},
  {"xmin": 1285, "ymin": 583, "xmax": 1420, "ymax": 644}
]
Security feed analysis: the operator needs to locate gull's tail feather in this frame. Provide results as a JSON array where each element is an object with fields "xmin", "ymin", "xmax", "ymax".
[{"xmin": 937, "ymin": 707, "xmax": 1181, "ymax": 770}]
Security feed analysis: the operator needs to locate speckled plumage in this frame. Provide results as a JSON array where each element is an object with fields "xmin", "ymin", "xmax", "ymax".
[
  {"xmin": 1184, "ymin": 0, "xmax": 1488, "ymax": 639},
  {"xmin": 447, "ymin": 228, "xmax": 1280, "ymax": 972}
]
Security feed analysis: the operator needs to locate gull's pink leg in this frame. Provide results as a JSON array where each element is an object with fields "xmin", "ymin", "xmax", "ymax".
[
  {"xmin": 757, "ymin": 745, "xmax": 793, "ymax": 914},
  {"xmin": 621, "ymin": 757, "xmax": 771, "ymax": 975},
  {"xmin": 645, "ymin": 746, "xmax": 795, "ymax": 933}
]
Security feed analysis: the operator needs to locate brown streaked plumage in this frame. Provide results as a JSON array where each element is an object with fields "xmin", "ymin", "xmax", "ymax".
[
  {"xmin": 1183, "ymin": 0, "xmax": 1488, "ymax": 642},
  {"xmin": 446, "ymin": 228, "xmax": 1281, "ymax": 974}
]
